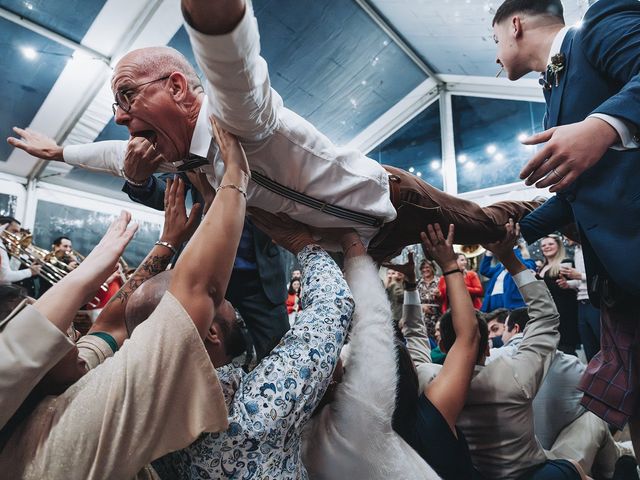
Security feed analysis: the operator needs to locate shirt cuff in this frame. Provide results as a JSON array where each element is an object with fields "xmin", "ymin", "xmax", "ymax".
[
  {"xmin": 404, "ymin": 290, "xmax": 420, "ymax": 306},
  {"xmin": 589, "ymin": 113, "xmax": 639, "ymax": 150},
  {"xmin": 512, "ymin": 269, "xmax": 537, "ymax": 288}
]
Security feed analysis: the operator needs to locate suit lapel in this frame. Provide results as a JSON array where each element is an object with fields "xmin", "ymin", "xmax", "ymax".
[{"xmin": 547, "ymin": 29, "xmax": 576, "ymax": 128}]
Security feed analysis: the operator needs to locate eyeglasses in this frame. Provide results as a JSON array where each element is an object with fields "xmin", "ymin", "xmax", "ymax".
[{"xmin": 111, "ymin": 75, "xmax": 171, "ymax": 116}]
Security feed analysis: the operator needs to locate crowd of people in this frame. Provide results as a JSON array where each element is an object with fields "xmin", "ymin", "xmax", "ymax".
[{"xmin": 1, "ymin": 0, "xmax": 639, "ymax": 478}]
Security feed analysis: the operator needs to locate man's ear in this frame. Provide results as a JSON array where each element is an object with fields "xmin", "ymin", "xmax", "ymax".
[
  {"xmin": 512, "ymin": 16, "xmax": 523, "ymax": 38},
  {"xmin": 206, "ymin": 322, "xmax": 222, "ymax": 347},
  {"xmin": 168, "ymin": 72, "xmax": 190, "ymax": 102}
]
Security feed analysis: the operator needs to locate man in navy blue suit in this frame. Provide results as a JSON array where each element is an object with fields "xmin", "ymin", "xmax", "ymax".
[
  {"xmin": 123, "ymin": 171, "xmax": 289, "ymax": 364},
  {"xmin": 492, "ymin": 0, "xmax": 640, "ymax": 455}
]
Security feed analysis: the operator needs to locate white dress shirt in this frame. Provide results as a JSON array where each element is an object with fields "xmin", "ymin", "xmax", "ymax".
[
  {"xmin": 65, "ymin": 5, "xmax": 397, "ymax": 246},
  {"xmin": 549, "ymin": 26, "xmax": 639, "ymax": 149},
  {"xmin": 0, "ymin": 243, "xmax": 32, "ymax": 285}
]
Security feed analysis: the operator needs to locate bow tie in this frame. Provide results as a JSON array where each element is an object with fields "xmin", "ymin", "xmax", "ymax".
[{"xmin": 175, "ymin": 154, "xmax": 208, "ymax": 172}]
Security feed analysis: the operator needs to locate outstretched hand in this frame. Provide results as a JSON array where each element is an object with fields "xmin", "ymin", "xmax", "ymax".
[
  {"xmin": 481, "ymin": 219, "xmax": 520, "ymax": 262},
  {"xmin": 162, "ymin": 177, "xmax": 202, "ymax": 246},
  {"xmin": 420, "ymin": 224, "xmax": 457, "ymax": 271},
  {"xmin": 211, "ymin": 116, "xmax": 250, "ymax": 178},
  {"xmin": 7, "ymin": 127, "xmax": 64, "ymax": 161},
  {"xmin": 519, "ymin": 118, "xmax": 619, "ymax": 193},
  {"xmin": 248, "ymin": 208, "xmax": 314, "ymax": 254},
  {"xmin": 80, "ymin": 211, "xmax": 138, "ymax": 280},
  {"xmin": 382, "ymin": 251, "xmax": 416, "ymax": 283}
]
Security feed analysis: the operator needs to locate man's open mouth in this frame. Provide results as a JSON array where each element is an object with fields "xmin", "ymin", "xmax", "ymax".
[{"xmin": 132, "ymin": 130, "xmax": 157, "ymax": 148}]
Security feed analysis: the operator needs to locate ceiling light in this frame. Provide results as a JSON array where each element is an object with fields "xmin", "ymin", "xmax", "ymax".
[
  {"xmin": 409, "ymin": 167, "xmax": 415, "ymax": 173},
  {"xmin": 24, "ymin": 1, "xmax": 33, "ymax": 10},
  {"xmin": 465, "ymin": 161, "xmax": 476, "ymax": 170},
  {"xmin": 417, "ymin": 172, "xmax": 422, "ymax": 177},
  {"xmin": 430, "ymin": 160, "xmax": 440, "ymax": 170},
  {"xmin": 20, "ymin": 46, "xmax": 38, "ymax": 60},
  {"xmin": 457, "ymin": 154, "xmax": 468, "ymax": 164},
  {"xmin": 517, "ymin": 132, "xmax": 528, "ymax": 142},
  {"xmin": 485, "ymin": 144, "xmax": 497, "ymax": 155},
  {"xmin": 494, "ymin": 153, "xmax": 504, "ymax": 162}
]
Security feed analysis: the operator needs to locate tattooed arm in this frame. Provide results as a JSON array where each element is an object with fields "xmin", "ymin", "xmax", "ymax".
[{"xmin": 89, "ymin": 178, "xmax": 201, "ymax": 346}]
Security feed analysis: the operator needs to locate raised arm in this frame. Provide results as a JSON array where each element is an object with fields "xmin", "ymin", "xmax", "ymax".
[
  {"xmin": 89, "ymin": 178, "xmax": 201, "ymax": 346},
  {"xmin": 333, "ymin": 240, "xmax": 397, "ymax": 422},
  {"xmin": 169, "ymin": 118, "xmax": 249, "ymax": 338},
  {"xmin": 485, "ymin": 222, "xmax": 560, "ymax": 398},
  {"xmin": 385, "ymin": 252, "xmax": 432, "ymax": 366},
  {"xmin": 422, "ymin": 224, "xmax": 480, "ymax": 434},
  {"xmin": 33, "ymin": 212, "xmax": 137, "ymax": 333},
  {"xmin": 181, "ymin": 0, "xmax": 279, "ymax": 140},
  {"xmin": 181, "ymin": 0, "xmax": 245, "ymax": 35},
  {"xmin": 248, "ymin": 210, "xmax": 356, "ymax": 432}
]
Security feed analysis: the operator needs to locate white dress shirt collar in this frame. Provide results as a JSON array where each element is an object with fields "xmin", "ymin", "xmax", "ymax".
[
  {"xmin": 547, "ymin": 25, "xmax": 571, "ymax": 66},
  {"xmin": 189, "ymin": 97, "xmax": 212, "ymax": 158}
]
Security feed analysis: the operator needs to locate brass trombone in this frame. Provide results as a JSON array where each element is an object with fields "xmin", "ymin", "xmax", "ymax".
[{"xmin": 0, "ymin": 229, "xmax": 108, "ymax": 307}]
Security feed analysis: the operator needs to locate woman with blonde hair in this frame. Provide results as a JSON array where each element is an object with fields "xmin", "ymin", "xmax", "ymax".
[{"xmin": 538, "ymin": 235, "xmax": 579, "ymax": 355}]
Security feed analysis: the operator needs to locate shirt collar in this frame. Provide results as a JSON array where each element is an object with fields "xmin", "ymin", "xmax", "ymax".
[
  {"xmin": 189, "ymin": 95, "xmax": 212, "ymax": 158},
  {"xmin": 547, "ymin": 25, "xmax": 571, "ymax": 67}
]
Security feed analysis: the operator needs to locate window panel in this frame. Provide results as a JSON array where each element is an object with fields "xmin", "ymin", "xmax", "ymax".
[
  {"xmin": 33, "ymin": 200, "xmax": 160, "ymax": 266},
  {"xmin": 452, "ymin": 95, "xmax": 545, "ymax": 193},
  {"xmin": 369, "ymin": 101, "xmax": 443, "ymax": 189}
]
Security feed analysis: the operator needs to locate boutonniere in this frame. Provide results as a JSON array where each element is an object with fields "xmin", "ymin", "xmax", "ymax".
[{"xmin": 549, "ymin": 53, "xmax": 566, "ymax": 88}]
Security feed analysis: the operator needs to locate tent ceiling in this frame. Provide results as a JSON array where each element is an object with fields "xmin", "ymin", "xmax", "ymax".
[{"xmin": 0, "ymin": 0, "xmax": 590, "ymax": 197}]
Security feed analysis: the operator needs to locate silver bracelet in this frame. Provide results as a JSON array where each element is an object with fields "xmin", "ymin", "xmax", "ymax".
[
  {"xmin": 120, "ymin": 168, "xmax": 150, "ymax": 188},
  {"xmin": 216, "ymin": 184, "xmax": 247, "ymax": 199},
  {"xmin": 155, "ymin": 240, "xmax": 177, "ymax": 256}
]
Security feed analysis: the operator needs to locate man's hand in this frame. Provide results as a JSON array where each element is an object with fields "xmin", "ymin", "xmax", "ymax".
[
  {"xmin": 29, "ymin": 263, "xmax": 42, "ymax": 277},
  {"xmin": 420, "ymin": 224, "xmax": 457, "ymax": 271},
  {"xmin": 382, "ymin": 251, "xmax": 417, "ymax": 284},
  {"xmin": 520, "ymin": 117, "xmax": 619, "ymax": 192},
  {"xmin": 248, "ymin": 208, "xmax": 314, "ymax": 254},
  {"xmin": 162, "ymin": 177, "xmax": 202, "ymax": 246},
  {"xmin": 559, "ymin": 266, "xmax": 582, "ymax": 281},
  {"xmin": 481, "ymin": 219, "xmax": 520, "ymax": 262},
  {"xmin": 79, "ymin": 211, "xmax": 138, "ymax": 280},
  {"xmin": 211, "ymin": 116, "xmax": 250, "ymax": 178},
  {"xmin": 123, "ymin": 137, "xmax": 165, "ymax": 183},
  {"xmin": 7, "ymin": 127, "xmax": 64, "ymax": 161}
]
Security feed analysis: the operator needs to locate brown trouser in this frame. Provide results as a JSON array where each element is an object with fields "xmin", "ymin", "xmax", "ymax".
[{"xmin": 368, "ymin": 166, "xmax": 541, "ymax": 262}]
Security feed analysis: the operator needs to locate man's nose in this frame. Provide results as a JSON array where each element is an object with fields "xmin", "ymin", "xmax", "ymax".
[{"xmin": 113, "ymin": 106, "xmax": 130, "ymax": 125}]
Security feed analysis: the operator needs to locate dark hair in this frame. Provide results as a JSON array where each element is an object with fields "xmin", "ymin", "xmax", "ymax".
[
  {"xmin": 0, "ymin": 285, "xmax": 28, "ymax": 320},
  {"xmin": 484, "ymin": 308, "xmax": 510, "ymax": 325},
  {"xmin": 392, "ymin": 340, "xmax": 420, "ymax": 441},
  {"xmin": 439, "ymin": 309, "xmax": 489, "ymax": 363},
  {"xmin": 0, "ymin": 216, "xmax": 19, "ymax": 226},
  {"xmin": 215, "ymin": 308, "xmax": 248, "ymax": 358},
  {"xmin": 506, "ymin": 307, "xmax": 530, "ymax": 333},
  {"xmin": 52, "ymin": 236, "xmax": 71, "ymax": 247},
  {"xmin": 287, "ymin": 279, "xmax": 301, "ymax": 295},
  {"xmin": 493, "ymin": 0, "xmax": 564, "ymax": 26}
]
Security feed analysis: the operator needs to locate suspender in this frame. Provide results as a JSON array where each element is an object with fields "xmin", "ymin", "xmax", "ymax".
[
  {"xmin": 178, "ymin": 149, "xmax": 385, "ymax": 228},
  {"xmin": 250, "ymin": 171, "xmax": 384, "ymax": 228}
]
